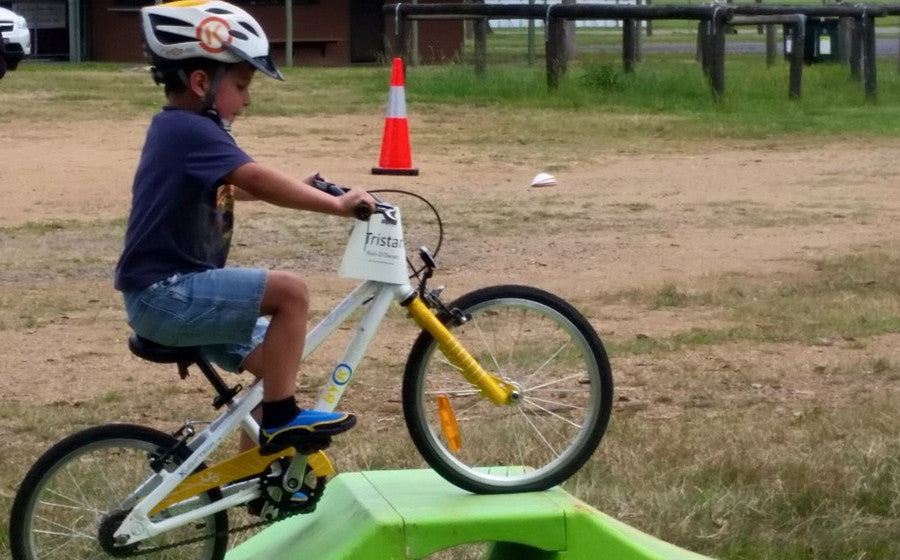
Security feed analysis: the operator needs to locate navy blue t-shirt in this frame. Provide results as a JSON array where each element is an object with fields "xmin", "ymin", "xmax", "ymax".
[{"xmin": 114, "ymin": 108, "xmax": 253, "ymax": 292}]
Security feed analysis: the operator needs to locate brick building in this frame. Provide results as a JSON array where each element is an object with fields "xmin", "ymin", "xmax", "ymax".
[{"xmin": 2, "ymin": 0, "xmax": 462, "ymax": 65}]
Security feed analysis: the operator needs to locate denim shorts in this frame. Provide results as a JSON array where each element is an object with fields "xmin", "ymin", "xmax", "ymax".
[{"xmin": 123, "ymin": 268, "xmax": 269, "ymax": 372}]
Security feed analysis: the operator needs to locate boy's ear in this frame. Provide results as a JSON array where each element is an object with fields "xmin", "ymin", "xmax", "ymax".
[{"xmin": 187, "ymin": 69, "xmax": 211, "ymax": 98}]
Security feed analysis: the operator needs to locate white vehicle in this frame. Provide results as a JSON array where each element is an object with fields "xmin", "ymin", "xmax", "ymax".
[{"xmin": 0, "ymin": 6, "xmax": 31, "ymax": 77}]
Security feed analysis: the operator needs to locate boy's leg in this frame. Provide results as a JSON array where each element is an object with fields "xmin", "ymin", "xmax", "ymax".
[
  {"xmin": 240, "ymin": 269, "xmax": 307, "ymax": 402},
  {"xmin": 240, "ymin": 270, "xmax": 355, "ymax": 453}
]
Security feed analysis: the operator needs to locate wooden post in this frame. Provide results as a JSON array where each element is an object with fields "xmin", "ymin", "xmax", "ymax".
[
  {"xmin": 562, "ymin": 0, "xmax": 576, "ymax": 63},
  {"xmin": 410, "ymin": 0, "xmax": 419, "ymax": 66},
  {"xmin": 623, "ymin": 18, "xmax": 636, "ymax": 72},
  {"xmin": 755, "ymin": 0, "xmax": 763, "ymax": 34},
  {"xmin": 850, "ymin": 17, "xmax": 861, "ymax": 80},
  {"xmin": 837, "ymin": 17, "xmax": 850, "ymax": 65},
  {"xmin": 474, "ymin": 17, "xmax": 487, "ymax": 77},
  {"xmin": 395, "ymin": 13, "xmax": 409, "ymax": 63},
  {"xmin": 284, "ymin": 0, "xmax": 293, "ymax": 67},
  {"xmin": 546, "ymin": 14, "xmax": 566, "ymax": 89},
  {"xmin": 696, "ymin": 20, "xmax": 706, "ymax": 66},
  {"xmin": 636, "ymin": 16, "xmax": 644, "ymax": 63},
  {"xmin": 527, "ymin": 0, "xmax": 536, "ymax": 66},
  {"xmin": 789, "ymin": 16, "xmax": 805, "ymax": 99},
  {"xmin": 862, "ymin": 15, "xmax": 877, "ymax": 98},
  {"xmin": 646, "ymin": 0, "xmax": 653, "ymax": 37},
  {"xmin": 709, "ymin": 15, "xmax": 726, "ymax": 101},
  {"xmin": 765, "ymin": 23, "xmax": 777, "ymax": 66}
]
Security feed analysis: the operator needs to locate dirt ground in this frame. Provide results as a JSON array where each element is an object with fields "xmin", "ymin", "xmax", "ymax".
[{"xmin": 1, "ymin": 114, "xmax": 899, "ymax": 415}]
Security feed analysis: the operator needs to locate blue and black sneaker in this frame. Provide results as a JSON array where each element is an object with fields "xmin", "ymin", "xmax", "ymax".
[{"xmin": 259, "ymin": 409, "xmax": 357, "ymax": 455}]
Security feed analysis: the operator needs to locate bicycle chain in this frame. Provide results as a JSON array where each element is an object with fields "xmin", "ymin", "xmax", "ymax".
[
  {"xmin": 123, "ymin": 515, "xmax": 274, "ymax": 557},
  {"xmin": 110, "ymin": 477, "xmax": 326, "ymax": 557}
]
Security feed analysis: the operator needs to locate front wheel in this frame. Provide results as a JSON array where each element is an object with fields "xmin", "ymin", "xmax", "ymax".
[
  {"xmin": 9, "ymin": 424, "xmax": 228, "ymax": 560},
  {"xmin": 403, "ymin": 285, "xmax": 613, "ymax": 494}
]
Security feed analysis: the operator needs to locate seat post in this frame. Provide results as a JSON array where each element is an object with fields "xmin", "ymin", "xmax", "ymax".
[{"xmin": 193, "ymin": 356, "xmax": 243, "ymax": 409}]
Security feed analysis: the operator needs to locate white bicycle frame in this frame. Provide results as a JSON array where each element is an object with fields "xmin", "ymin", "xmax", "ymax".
[{"xmin": 112, "ymin": 207, "xmax": 513, "ymax": 546}]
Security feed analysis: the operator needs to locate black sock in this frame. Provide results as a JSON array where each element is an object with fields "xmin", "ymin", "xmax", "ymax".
[{"xmin": 261, "ymin": 397, "xmax": 300, "ymax": 429}]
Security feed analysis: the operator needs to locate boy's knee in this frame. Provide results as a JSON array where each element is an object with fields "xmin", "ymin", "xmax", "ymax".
[{"xmin": 265, "ymin": 270, "xmax": 309, "ymax": 311}]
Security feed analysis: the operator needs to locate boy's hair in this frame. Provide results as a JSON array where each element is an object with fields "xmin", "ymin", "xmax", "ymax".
[{"xmin": 151, "ymin": 57, "xmax": 230, "ymax": 96}]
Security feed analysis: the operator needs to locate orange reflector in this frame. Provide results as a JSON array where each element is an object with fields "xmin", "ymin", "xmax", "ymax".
[{"xmin": 436, "ymin": 394, "xmax": 461, "ymax": 454}]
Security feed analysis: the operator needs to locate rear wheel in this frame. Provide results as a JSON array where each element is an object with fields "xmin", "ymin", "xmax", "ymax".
[
  {"xmin": 403, "ymin": 285, "xmax": 613, "ymax": 494},
  {"xmin": 9, "ymin": 424, "xmax": 228, "ymax": 560}
]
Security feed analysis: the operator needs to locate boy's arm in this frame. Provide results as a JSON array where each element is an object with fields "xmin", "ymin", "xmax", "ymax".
[
  {"xmin": 232, "ymin": 186, "xmax": 258, "ymax": 201},
  {"xmin": 226, "ymin": 162, "xmax": 373, "ymax": 217}
]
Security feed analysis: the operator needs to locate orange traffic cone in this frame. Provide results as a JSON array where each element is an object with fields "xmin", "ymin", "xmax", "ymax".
[{"xmin": 372, "ymin": 58, "xmax": 419, "ymax": 176}]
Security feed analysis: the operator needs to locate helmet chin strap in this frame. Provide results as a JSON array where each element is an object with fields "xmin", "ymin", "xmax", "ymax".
[
  {"xmin": 201, "ymin": 64, "xmax": 227, "ymax": 112},
  {"xmin": 201, "ymin": 64, "xmax": 232, "ymax": 133}
]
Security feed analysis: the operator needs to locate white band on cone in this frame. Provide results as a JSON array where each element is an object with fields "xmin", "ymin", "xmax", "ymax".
[{"xmin": 386, "ymin": 86, "xmax": 407, "ymax": 118}]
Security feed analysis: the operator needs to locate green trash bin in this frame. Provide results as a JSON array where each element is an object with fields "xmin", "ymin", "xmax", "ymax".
[{"xmin": 784, "ymin": 17, "xmax": 841, "ymax": 63}]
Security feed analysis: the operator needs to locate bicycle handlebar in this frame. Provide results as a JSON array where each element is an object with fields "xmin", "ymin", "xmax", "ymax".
[{"xmin": 311, "ymin": 173, "xmax": 384, "ymax": 222}]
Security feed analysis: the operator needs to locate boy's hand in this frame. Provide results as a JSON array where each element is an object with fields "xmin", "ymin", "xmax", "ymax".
[{"xmin": 336, "ymin": 188, "xmax": 377, "ymax": 220}]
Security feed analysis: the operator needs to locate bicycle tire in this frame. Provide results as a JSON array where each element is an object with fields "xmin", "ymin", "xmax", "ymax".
[
  {"xmin": 9, "ymin": 423, "xmax": 228, "ymax": 560},
  {"xmin": 402, "ymin": 285, "xmax": 613, "ymax": 494}
]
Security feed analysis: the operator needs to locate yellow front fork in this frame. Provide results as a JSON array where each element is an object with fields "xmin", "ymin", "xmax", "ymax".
[{"xmin": 406, "ymin": 296, "xmax": 513, "ymax": 405}]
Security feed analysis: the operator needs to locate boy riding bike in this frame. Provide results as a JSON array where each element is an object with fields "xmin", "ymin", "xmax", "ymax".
[{"xmin": 114, "ymin": 0, "xmax": 375, "ymax": 456}]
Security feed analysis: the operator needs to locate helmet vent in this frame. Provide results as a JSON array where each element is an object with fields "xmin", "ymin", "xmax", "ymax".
[
  {"xmin": 148, "ymin": 13, "xmax": 194, "ymax": 45},
  {"xmin": 205, "ymin": 7, "xmax": 234, "ymax": 14},
  {"xmin": 229, "ymin": 29, "xmax": 248, "ymax": 41},
  {"xmin": 238, "ymin": 21, "xmax": 260, "ymax": 38}
]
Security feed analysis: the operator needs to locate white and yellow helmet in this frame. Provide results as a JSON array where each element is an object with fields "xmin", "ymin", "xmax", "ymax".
[{"xmin": 141, "ymin": 0, "xmax": 283, "ymax": 80}]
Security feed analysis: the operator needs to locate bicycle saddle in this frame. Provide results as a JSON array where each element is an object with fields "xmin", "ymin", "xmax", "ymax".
[{"xmin": 128, "ymin": 333, "xmax": 202, "ymax": 365}]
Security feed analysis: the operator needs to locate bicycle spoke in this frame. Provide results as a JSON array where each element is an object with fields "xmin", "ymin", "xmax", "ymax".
[
  {"xmin": 504, "ymin": 309, "xmax": 527, "ymax": 374},
  {"xmin": 12, "ymin": 427, "xmax": 227, "ymax": 560},
  {"xmin": 33, "ymin": 524, "xmax": 95, "ymax": 540},
  {"xmin": 516, "ymin": 406, "xmax": 560, "ymax": 458},
  {"xmin": 436, "ymin": 356, "xmax": 463, "ymax": 372},
  {"xmin": 409, "ymin": 286, "xmax": 611, "ymax": 493},
  {"xmin": 65, "ymin": 464, "xmax": 96, "ymax": 514},
  {"xmin": 524, "ymin": 395, "xmax": 586, "ymax": 411},
  {"xmin": 526, "ymin": 388, "xmax": 588, "ymax": 393},
  {"xmin": 424, "ymin": 388, "xmax": 480, "ymax": 397},
  {"xmin": 525, "ymin": 372, "xmax": 585, "ymax": 392},
  {"xmin": 454, "ymin": 395, "xmax": 492, "ymax": 420},
  {"xmin": 40, "ymin": 534, "xmax": 82, "ymax": 559},
  {"xmin": 470, "ymin": 316, "xmax": 503, "ymax": 374},
  {"xmin": 43, "ymin": 487, "xmax": 100, "ymax": 513},
  {"xmin": 524, "ymin": 340, "xmax": 572, "ymax": 382},
  {"xmin": 521, "ymin": 398, "xmax": 583, "ymax": 429}
]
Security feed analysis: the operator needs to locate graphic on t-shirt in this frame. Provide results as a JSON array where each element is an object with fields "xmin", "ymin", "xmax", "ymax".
[{"xmin": 216, "ymin": 184, "xmax": 235, "ymax": 260}]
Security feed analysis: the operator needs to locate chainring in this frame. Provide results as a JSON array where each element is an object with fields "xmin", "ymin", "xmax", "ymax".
[{"xmin": 257, "ymin": 457, "xmax": 327, "ymax": 520}]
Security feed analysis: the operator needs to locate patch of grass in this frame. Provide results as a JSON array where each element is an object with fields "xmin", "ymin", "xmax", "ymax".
[
  {"xmin": 572, "ymin": 396, "xmax": 900, "ymax": 560},
  {"xmin": 607, "ymin": 252, "xmax": 900, "ymax": 355},
  {"xmin": 4, "ymin": 57, "xmax": 899, "ymax": 141}
]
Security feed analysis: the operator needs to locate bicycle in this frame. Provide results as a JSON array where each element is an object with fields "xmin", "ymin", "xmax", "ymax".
[{"xmin": 9, "ymin": 180, "xmax": 614, "ymax": 560}]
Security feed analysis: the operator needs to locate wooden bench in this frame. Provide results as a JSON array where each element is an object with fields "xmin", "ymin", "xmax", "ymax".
[{"xmin": 269, "ymin": 37, "xmax": 341, "ymax": 57}]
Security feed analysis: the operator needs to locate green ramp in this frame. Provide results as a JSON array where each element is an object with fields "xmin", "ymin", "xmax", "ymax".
[{"xmin": 226, "ymin": 469, "xmax": 713, "ymax": 560}]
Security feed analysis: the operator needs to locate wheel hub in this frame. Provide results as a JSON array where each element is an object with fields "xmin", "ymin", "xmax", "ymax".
[{"xmin": 97, "ymin": 509, "xmax": 139, "ymax": 557}]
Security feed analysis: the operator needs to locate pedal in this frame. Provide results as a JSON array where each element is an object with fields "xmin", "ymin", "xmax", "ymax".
[{"xmin": 260, "ymin": 434, "xmax": 331, "ymax": 456}]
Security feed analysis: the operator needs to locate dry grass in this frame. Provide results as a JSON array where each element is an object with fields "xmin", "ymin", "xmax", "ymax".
[
  {"xmin": 2, "ymin": 214, "xmax": 897, "ymax": 559},
  {"xmin": 1, "ymin": 66, "xmax": 898, "ymax": 559}
]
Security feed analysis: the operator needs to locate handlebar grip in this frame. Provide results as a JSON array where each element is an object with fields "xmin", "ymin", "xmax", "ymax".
[
  {"xmin": 312, "ymin": 174, "xmax": 346, "ymax": 197},
  {"xmin": 312, "ymin": 173, "xmax": 374, "ymax": 221},
  {"xmin": 354, "ymin": 203, "xmax": 373, "ymax": 222}
]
